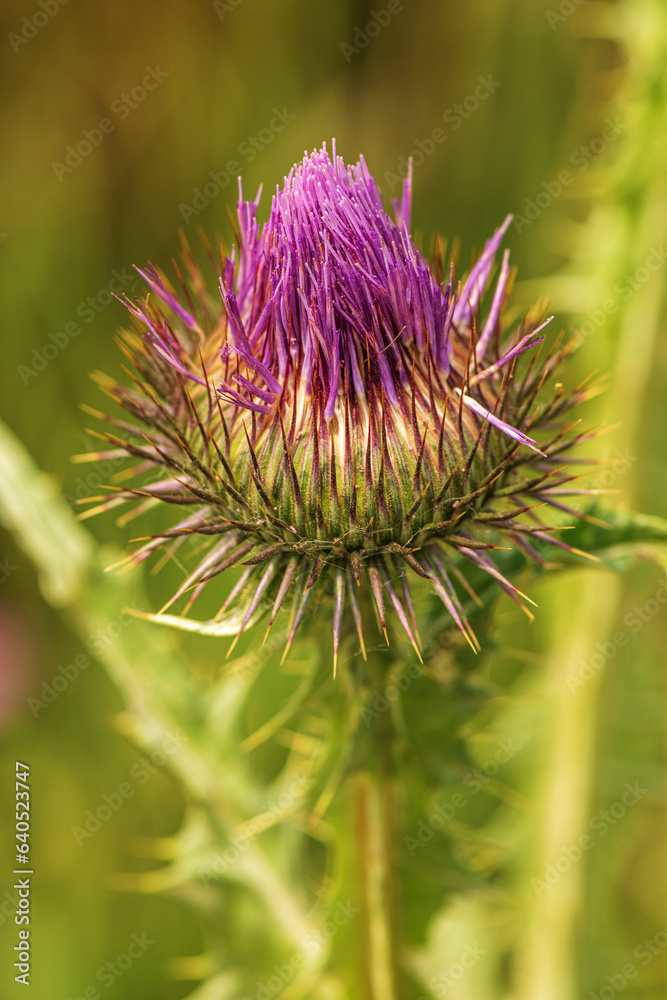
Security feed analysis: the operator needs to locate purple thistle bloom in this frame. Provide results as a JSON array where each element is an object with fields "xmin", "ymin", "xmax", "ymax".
[{"xmin": 82, "ymin": 142, "xmax": 595, "ymax": 671}]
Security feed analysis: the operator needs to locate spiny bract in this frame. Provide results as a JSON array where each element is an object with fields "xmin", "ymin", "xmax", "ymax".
[{"xmin": 81, "ymin": 142, "xmax": 597, "ymax": 671}]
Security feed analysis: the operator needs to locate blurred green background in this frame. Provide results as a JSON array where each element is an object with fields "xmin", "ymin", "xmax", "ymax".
[{"xmin": 0, "ymin": 0, "xmax": 666, "ymax": 997}]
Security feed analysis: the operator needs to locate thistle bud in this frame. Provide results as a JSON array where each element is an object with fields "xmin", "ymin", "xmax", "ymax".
[{"xmin": 83, "ymin": 142, "xmax": 594, "ymax": 670}]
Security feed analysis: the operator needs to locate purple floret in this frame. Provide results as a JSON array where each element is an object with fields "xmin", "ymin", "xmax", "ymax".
[{"xmin": 215, "ymin": 142, "xmax": 540, "ymax": 452}]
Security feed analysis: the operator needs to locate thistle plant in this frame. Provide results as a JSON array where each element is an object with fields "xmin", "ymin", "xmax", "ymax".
[
  {"xmin": 1, "ymin": 127, "xmax": 664, "ymax": 998},
  {"xmin": 83, "ymin": 142, "xmax": 596, "ymax": 668},
  {"xmin": 69, "ymin": 143, "xmax": 620, "ymax": 996}
]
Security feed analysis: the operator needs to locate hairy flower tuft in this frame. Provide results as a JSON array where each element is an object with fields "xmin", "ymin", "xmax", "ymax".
[{"xmin": 81, "ymin": 142, "xmax": 597, "ymax": 670}]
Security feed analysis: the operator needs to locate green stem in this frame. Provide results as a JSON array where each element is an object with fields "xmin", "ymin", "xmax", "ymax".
[{"xmin": 354, "ymin": 646, "xmax": 402, "ymax": 1000}]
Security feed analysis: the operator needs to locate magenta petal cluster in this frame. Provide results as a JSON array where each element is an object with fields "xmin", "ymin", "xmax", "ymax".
[
  {"xmin": 218, "ymin": 143, "xmax": 544, "ymax": 450},
  {"xmin": 83, "ymin": 142, "xmax": 593, "ymax": 668}
]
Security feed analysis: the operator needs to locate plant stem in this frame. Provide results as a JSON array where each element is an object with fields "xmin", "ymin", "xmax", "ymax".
[{"xmin": 354, "ymin": 647, "xmax": 401, "ymax": 1000}]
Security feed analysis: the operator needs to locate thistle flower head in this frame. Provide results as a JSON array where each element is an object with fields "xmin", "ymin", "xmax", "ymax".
[{"xmin": 83, "ymin": 142, "xmax": 595, "ymax": 669}]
